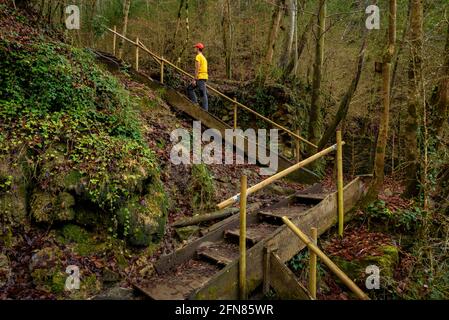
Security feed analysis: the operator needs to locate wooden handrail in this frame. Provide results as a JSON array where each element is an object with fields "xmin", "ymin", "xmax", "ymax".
[
  {"xmin": 282, "ymin": 216, "xmax": 370, "ymax": 300},
  {"xmin": 137, "ymin": 40, "xmax": 162, "ymax": 66},
  {"xmin": 216, "ymin": 143, "xmax": 342, "ymax": 210},
  {"xmin": 106, "ymin": 27, "xmax": 318, "ymax": 149}
]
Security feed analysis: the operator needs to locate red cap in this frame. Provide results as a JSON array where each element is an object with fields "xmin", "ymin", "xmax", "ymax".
[{"xmin": 194, "ymin": 43, "xmax": 205, "ymax": 50}]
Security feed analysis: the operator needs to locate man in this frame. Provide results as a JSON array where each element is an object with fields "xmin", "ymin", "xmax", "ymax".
[{"xmin": 187, "ymin": 43, "xmax": 209, "ymax": 111}]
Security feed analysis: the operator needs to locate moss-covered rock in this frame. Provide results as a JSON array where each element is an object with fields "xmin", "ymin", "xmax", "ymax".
[
  {"xmin": 265, "ymin": 184, "xmax": 296, "ymax": 196},
  {"xmin": 116, "ymin": 180, "xmax": 168, "ymax": 247},
  {"xmin": 55, "ymin": 170, "xmax": 86, "ymax": 195},
  {"xmin": 57, "ymin": 192, "xmax": 76, "ymax": 220},
  {"xmin": 102, "ymin": 268, "xmax": 121, "ymax": 283},
  {"xmin": 0, "ymin": 226, "xmax": 14, "ymax": 248},
  {"xmin": 30, "ymin": 189, "xmax": 76, "ymax": 223},
  {"xmin": 61, "ymin": 224, "xmax": 89, "ymax": 243},
  {"xmin": 333, "ymin": 245, "xmax": 400, "ymax": 287},
  {"xmin": 30, "ymin": 191, "xmax": 56, "ymax": 223},
  {"xmin": 0, "ymin": 192, "xmax": 27, "ymax": 223},
  {"xmin": 120, "ymin": 165, "xmax": 150, "ymax": 195},
  {"xmin": 58, "ymin": 224, "xmax": 108, "ymax": 257},
  {"xmin": 175, "ymin": 225, "xmax": 200, "ymax": 241},
  {"xmin": 92, "ymin": 286, "xmax": 134, "ymax": 300},
  {"xmin": 29, "ymin": 246, "xmax": 65, "ymax": 293},
  {"xmin": 0, "ymin": 158, "xmax": 28, "ymax": 227},
  {"xmin": 363, "ymin": 245, "xmax": 399, "ymax": 279},
  {"xmin": 29, "ymin": 245, "xmax": 103, "ymax": 297},
  {"xmin": 73, "ymin": 206, "xmax": 105, "ymax": 227}
]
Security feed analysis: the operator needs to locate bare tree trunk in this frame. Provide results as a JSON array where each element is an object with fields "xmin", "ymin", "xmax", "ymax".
[
  {"xmin": 164, "ymin": 0, "xmax": 184, "ymax": 59},
  {"xmin": 118, "ymin": 0, "xmax": 132, "ymax": 60},
  {"xmin": 280, "ymin": 0, "xmax": 296, "ymax": 69},
  {"xmin": 177, "ymin": 0, "xmax": 190, "ymax": 65},
  {"xmin": 263, "ymin": 0, "xmax": 286, "ymax": 70},
  {"xmin": 403, "ymin": 0, "xmax": 423, "ymax": 198},
  {"xmin": 391, "ymin": 0, "xmax": 411, "ymax": 99},
  {"xmin": 290, "ymin": 13, "xmax": 313, "ymax": 76},
  {"xmin": 317, "ymin": 30, "xmax": 368, "ymax": 150},
  {"xmin": 365, "ymin": 0, "xmax": 397, "ymax": 200},
  {"xmin": 432, "ymin": 19, "xmax": 449, "ymax": 139},
  {"xmin": 307, "ymin": 0, "xmax": 326, "ymax": 153},
  {"xmin": 222, "ymin": 0, "xmax": 233, "ymax": 79}
]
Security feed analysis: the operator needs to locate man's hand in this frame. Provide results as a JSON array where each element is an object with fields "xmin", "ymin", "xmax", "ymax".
[{"xmin": 191, "ymin": 79, "xmax": 197, "ymax": 86}]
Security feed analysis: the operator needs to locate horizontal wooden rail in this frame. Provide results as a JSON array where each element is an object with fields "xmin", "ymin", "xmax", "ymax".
[
  {"xmin": 106, "ymin": 27, "xmax": 317, "ymax": 149},
  {"xmin": 217, "ymin": 143, "xmax": 342, "ymax": 210},
  {"xmin": 138, "ymin": 40, "xmax": 163, "ymax": 66},
  {"xmin": 282, "ymin": 216, "xmax": 370, "ymax": 300}
]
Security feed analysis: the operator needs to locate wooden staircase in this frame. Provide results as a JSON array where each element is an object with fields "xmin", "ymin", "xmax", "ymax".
[{"xmin": 133, "ymin": 176, "xmax": 370, "ymax": 300}]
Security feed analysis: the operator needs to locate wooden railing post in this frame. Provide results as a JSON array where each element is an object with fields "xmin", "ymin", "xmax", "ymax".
[
  {"xmin": 113, "ymin": 26, "xmax": 117, "ymax": 56},
  {"xmin": 296, "ymin": 129, "xmax": 301, "ymax": 163},
  {"xmin": 282, "ymin": 217, "xmax": 370, "ymax": 300},
  {"xmin": 233, "ymin": 98, "xmax": 238, "ymax": 130},
  {"xmin": 135, "ymin": 37, "xmax": 139, "ymax": 71},
  {"xmin": 263, "ymin": 246, "xmax": 272, "ymax": 295},
  {"xmin": 337, "ymin": 130, "xmax": 344, "ymax": 237},
  {"xmin": 160, "ymin": 56, "xmax": 165, "ymax": 84},
  {"xmin": 239, "ymin": 175, "xmax": 247, "ymax": 300},
  {"xmin": 309, "ymin": 227, "xmax": 317, "ymax": 299}
]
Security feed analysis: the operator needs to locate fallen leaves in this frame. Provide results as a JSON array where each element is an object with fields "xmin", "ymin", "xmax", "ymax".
[{"xmin": 324, "ymin": 227, "xmax": 393, "ymax": 261}]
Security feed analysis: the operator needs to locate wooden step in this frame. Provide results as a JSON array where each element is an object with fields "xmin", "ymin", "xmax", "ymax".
[
  {"xmin": 293, "ymin": 193, "xmax": 326, "ymax": 204},
  {"xmin": 197, "ymin": 241, "xmax": 239, "ymax": 267},
  {"xmin": 259, "ymin": 203, "xmax": 315, "ymax": 224},
  {"xmin": 134, "ymin": 259, "xmax": 219, "ymax": 300},
  {"xmin": 224, "ymin": 223, "xmax": 278, "ymax": 246}
]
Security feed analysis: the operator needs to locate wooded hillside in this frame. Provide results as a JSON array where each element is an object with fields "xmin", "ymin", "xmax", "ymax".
[{"xmin": 1, "ymin": 0, "xmax": 449, "ymax": 301}]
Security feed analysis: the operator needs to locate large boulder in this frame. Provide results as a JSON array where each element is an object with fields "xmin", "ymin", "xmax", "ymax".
[{"xmin": 116, "ymin": 185, "xmax": 167, "ymax": 247}]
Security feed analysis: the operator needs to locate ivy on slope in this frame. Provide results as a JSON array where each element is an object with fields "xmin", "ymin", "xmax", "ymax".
[{"xmin": 0, "ymin": 31, "xmax": 167, "ymax": 246}]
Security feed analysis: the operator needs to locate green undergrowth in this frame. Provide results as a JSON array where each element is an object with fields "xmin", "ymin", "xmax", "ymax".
[
  {"xmin": 361, "ymin": 200, "xmax": 427, "ymax": 233},
  {"xmin": 0, "ymin": 18, "xmax": 168, "ymax": 247},
  {"xmin": 188, "ymin": 164, "xmax": 216, "ymax": 214}
]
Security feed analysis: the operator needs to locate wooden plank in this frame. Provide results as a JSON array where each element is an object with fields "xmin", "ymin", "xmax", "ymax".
[
  {"xmin": 269, "ymin": 252, "xmax": 312, "ymax": 300},
  {"xmin": 134, "ymin": 283, "xmax": 191, "ymax": 300},
  {"xmin": 197, "ymin": 242, "xmax": 239, "ymax": 267},
  {"xmin": 225, "ymin": 229, "xmax": 260, "ymax": 246},
  {"xmin": 200, "ymin": 202, "xmax": 261, "ymax": 236},
  {"xmin": 263, "ymin": 246, "xmax": 274, "ymax": 295},
  {"xmin": 258, "ymin": 204, "xmax": 312, "ymax": 224},
  {"xmin": 172, "ymin": 207, "xmax": 239, "ymax": 228},
  {"xmin": 225, "ymin": 223, "xmax": 278, "ymax": 246},
  {"xmin": 190, "ymin": 176, "xmax": 370, "ymax": 300},
  {"xmin": 155, "ymin": 213, "xmax": 260, "ymax": 273},
  {"xmin": 293, "ymin": 193, "xmax": 327, "ymax": 203}
]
